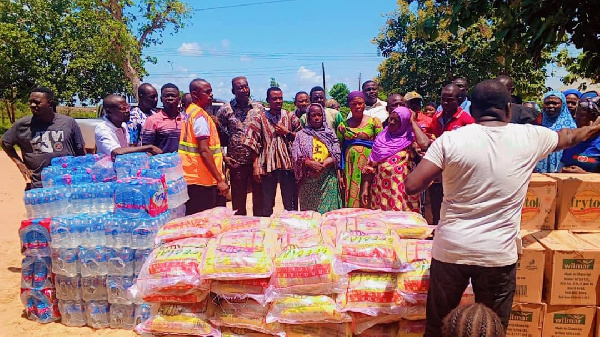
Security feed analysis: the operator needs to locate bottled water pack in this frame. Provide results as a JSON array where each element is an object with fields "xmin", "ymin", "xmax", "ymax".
[{"xmin": 114, "ymin": 177, "xmax": 168, "ymax": 217}]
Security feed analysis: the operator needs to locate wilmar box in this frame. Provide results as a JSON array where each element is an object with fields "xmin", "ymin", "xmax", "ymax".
[
  {"xmin": 521, "ymin": 174, "xmax": 557, "ymax": 230},
  {"xmin": 506, "ymin": 302, "xmax": 546, "ymax": 337},
  {"xmin": 546, "ymin": 173, "xmax": 600, "ymax": 230},
  {"xmin": 514, "ymin": 231, "xmax": 545, "ymax": 303},
  {"xmin": 532, "ymin": 231, "xmax": 600, "ymax": 306},
  {"xmin": 542, "ymin": 305, "xmax": 596, "ymax": 337}
]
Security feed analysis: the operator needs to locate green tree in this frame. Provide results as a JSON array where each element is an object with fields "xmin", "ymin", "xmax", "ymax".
[
  {"xmin": 375, "ymin": 1, "xmax": 552, "ymax": 101},
  {"xmin": 270, "ymin": 77, "xmax": 280, "ymax": 88},
  {"xmin": 433, "ymin": 0, "xmax": 599, "ymax": 83},
  {"xmin": 329, "ymin": 83, "xmax": 350, "ymax": 107}
]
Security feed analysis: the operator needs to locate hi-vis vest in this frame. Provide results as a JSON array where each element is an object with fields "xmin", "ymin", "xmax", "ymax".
[{"xmin": 179, "ymin": 103, "xmax": 224, "ymax": 186}]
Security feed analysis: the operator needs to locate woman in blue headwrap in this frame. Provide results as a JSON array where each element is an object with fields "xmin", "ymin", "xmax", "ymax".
[
  {"xmin": 563, "ymin": 89, "xmax": 582, "ymax": 118},
  {"xmin": 535, "ymin": 91, "xmax": 577, "ymax": 173}
]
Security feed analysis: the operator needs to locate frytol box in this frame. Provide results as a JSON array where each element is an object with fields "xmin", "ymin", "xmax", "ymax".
[
  {"xmin": 506, "ymin": 302, "xmax": 546, "ymax": 337},
  {"xmin": 514, "ymin": 231, "xmax": 545, "ymax": 303},
  {"xmin": 546, "ymin": 173, "xmax": 600, "ymax": 230},
  {"xmin": 532, "ymin": 231, "xmax": 600, "ymax": 306},
  {"xmin": 542, "ymin": 305, "xmax": 596, "ymax": 337},
  {"xmin": 521, "ymin": 174, "xmax": 557, "ymax": 230}
]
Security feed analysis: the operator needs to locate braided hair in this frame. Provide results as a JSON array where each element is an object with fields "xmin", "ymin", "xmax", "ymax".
[{"xmin": 442, "ymin": 303, "xmax": 505, "ymax": 337}]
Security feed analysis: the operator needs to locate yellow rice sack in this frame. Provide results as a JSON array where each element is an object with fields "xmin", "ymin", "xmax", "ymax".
[
  {"xmin": 155, "ymin": 207, "xmax": 234, "ymax": 244},
  {"xmin": 134, "ymin": 301, "xmax": 218, "ymax": 336},
  {"xmin": 357, "ymin": 323, "xmax": 399, "ymax": 337},
  {"xmin": 221, "ymin": 215, "xmax": 270, "ymax": 234},
  {"xmin": 350, "ymin": 312, "xmax": 404, "ymax": 335},
  {"xmin": 211, "ymin": 278, "xmax": 270, "ymax": 305},
  {"xmin": 397, "ymin": 239, "xmax": 432, "ymax": 263},
  {"xmin": 337, "ymin": 272, "xmax": 403, "ymax": 316},
  {"xmin": 370, "ymin": 211, "xmax": 433, "ymax": 239},
  {"xmin": 210, "ymin": 298, "xmax": 284, "ymax": 336},
  {"xmin": 266, "ymin": 295, "xmax": 352, "ymax": 324},
  {"xmin": 220, "ymin": 327, "xmax": 273, "ymax": 336},
  {"xmin": 397, "ymin": 260, "xmax": 430, "ymax": 300},
  {"xmin": 283, "ymin": 323, "xmax": 352, "ymax": 337},
  {"xmin": 269, "ymin": 210, "xmax": 322, "ymax": 235},
  {"xmin": 336, "ymin": 230, "xmax": 409, "ymax": 273}
]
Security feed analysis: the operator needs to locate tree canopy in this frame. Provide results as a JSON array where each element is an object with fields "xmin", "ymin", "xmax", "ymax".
[
  {"xmin": 0, "ymin": 0, "xmax": 190, "ymax": 113},
  {"xmin": 433, "ymin": 0, "xmax": 600, "ymax": 83},
  {"xmin": 329, "ymin": 83, "xmax": 350, "ymax": 107},
  {"xmin": 374, "ymin": 1, "xmax": 553, "ymax": 101}
]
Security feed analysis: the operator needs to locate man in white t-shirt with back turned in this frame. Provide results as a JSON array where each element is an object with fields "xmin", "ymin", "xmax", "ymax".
[{"xmin": 405, "ymin": 79, "xmax": 600, "ymax": 336}]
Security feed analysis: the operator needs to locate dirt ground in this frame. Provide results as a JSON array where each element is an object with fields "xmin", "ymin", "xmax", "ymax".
[{"xmin": 0, "ymin": 154, "xmax": 284, "ymax": 336}]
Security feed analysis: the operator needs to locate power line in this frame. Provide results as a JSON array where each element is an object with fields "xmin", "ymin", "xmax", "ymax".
[{"xmin": 192, "ymin": 0, "xmax": 297, "ymax": 12}]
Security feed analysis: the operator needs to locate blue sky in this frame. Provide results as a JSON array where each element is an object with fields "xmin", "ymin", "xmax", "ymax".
[
  {"xmin": 142, "ymin": 0, "xmax": 567, "ymax": 103},
  {"xmin": 143, "ymin": 0, "xmax": 392, "ymax": 101}
]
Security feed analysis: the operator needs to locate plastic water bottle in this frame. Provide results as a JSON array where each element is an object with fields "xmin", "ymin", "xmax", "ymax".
[
  {"xmin": 32, "ymin": 256, "xmax": 52, "ymax": 289},
  {"xmin": 92, "ymin": 214, "xmax": 107, "ymax": 246},
  {"xmin": 51, "ymin": 247, "xmax": 79, "ymax": 277},
  {"xmin": 110, "ymin": 303, "xmax": 136, "ymax": 329},
  {"xmin": 20, "ymin": 218, "xmax": 52, "ymax": 256},
  {"xmin": 107, "ymin": 247, "xmax": 134, "ymax": 276},
  {"xmin": 107, "ymin": 275, "xmax": 134, "ymax": 304},
  {"xmin": 79, "ymin": 245, "xmax": 108, "ymax": 277},
  {"xmin": 21, "ymin": 256, "xmax": 35, "ymax": 289},
  {"xmin": 58, "ymin": 300, "xmax": 86, "ymax": 327},
  {"xmin": 82, "ymin": 275, "xmax": 108, "ymax": 301},
  {"xmin": 21, "ymin": 289, "xmax": 60, "ymax": 323},
  {"xmin": 133, "ymin": 248, "xmax": 152, "ymax": 275},
  {"xmin": 55, "ymin": 274, "xmax": 82, "ymax": 301},
  {"xmin": 117, "ymin": 217, "xmax": 132, "ymax": 248},
  {"xmin": 131, "ymin": 217, "xmax": 156, "ymax": 249},
  {"xmin": 134, "ymin": 302, "xmax": 152, "ymax": 326},
  {"xmin": 85, "ymin": 300, "xmax": 110, "ymax": 329}
]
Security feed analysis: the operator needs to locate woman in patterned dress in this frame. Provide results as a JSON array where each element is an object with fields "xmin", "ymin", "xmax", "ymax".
[
  {"xmin": 336, "ymin": 91, "xmax": 383, "ymax": 207},
  {"xmin": 292, "ymin": 103, "xmax": 343, "ymax": 213},
  {"xmin": 360, "ymin": 106, "xmax": 430, "ymax": 211}
]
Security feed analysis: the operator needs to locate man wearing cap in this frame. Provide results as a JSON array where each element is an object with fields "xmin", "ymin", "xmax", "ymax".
[{"xmin": 406, "ymin": 91, "xmax": 432, "ymax": 136}]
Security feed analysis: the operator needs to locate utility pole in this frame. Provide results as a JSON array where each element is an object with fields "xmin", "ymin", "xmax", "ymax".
[
  {"xmin": 358, "ymin": 73, "xmax": 362, "ymax": 90},
  {"xmin": 321, "ymin": 62, "xmax": 326, "ymax": 95}
]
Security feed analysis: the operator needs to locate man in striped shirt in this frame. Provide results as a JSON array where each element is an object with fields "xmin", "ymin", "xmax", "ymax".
[{"xmin": 142, "ymin": 83, "xmax": 183, "ymax": 153}]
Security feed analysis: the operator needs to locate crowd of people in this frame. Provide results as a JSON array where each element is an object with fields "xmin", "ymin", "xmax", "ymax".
[{"xmin": 3, "ymin": 74, "xmax": 600, "ymax": 336}]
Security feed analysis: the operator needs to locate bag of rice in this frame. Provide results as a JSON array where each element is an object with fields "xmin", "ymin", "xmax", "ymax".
[
  {"xmin": 357, "ymin": 323, "xmax": 398, "ymax": 337},
  {"xmin": 380, "ymin": 212, "xmax": 433, "ymax": 239},
  {"xmin": 266, "ymin": 244, "xmax": 345, "ymax": 299},
  {"xmin": 155, "ymin": 207, "xmax": 234, "ymax": 244},
  {"xmin": 350, "ymin": 312, "xmax": 404, "ymax": 335},
  {"xmin": 202, "ymin": 229, "xmax": 278, "ymax": 280},
  {"xmin": 211, "ymin": 278, "xmax": 270, "ymax": 305},
  {"xmin": 266, "ymin": 295, "xmax": 351, "ymax": 324},
  {"xmin": 131, "ymin": 238, "xmax": 210, "ymax": 302},
  {"xmin": 397, "ymin": 319, "xmax": 426, "ymax": 337},
  {"xmin": 397, "ymin": 239, "xmax": 432, "ymax": 264},
  {"xmin": 269, "ymin": 210, "xmax": 322, "ymax": 235},
  {"xmin": 221, "ymin": 215, "xmax": 270, "ymax": 234},
  {"xmin": 337, "ymin": 272, "xmax": 402, "ymax": 316},
  {"xmin": 220, "ymin": 327, "xmax": 273, "ymax": 336},
  {"xmin": 283, "ymin": 323, "xmax": 352, "ymax": 337},
  {"xmin": 397, "ymin": 260, "xmax": 430, "ymax": 301},
  {"xmin": 336, "ymin": 230, "xmax": 409, "ymax": 273},
  {"xmin": 210, "ymin": 297, "xmax": 285, "ymax": 336},
  {"xmin": 134, "ymin": 301, "xmax": 218, "ymax": 336},
  {"xmin": 323, "ymin": 208, "xmax": 381, "ymax": 221}
]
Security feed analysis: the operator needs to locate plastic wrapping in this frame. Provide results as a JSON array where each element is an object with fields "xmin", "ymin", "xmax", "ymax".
[
  {"xmin": 267, "ymin": 244, "xmax": 345, "ymax": 299},
  {"xmin": 21, "ymin": 256, "xmax": 53, "ymax": 289},
  {"xmin": 266, "ymin": 295, "xmax": 352, "ymax": 324},
  {"xmin": 397, "ymin": 239, "xmax": 433, "ymax": 264},
  {"xmin": 114, "ymin": 177, "xmax": 168, "ymax": 217},
  {"xmin": 20, "ymin": 288, "xmax": 60, "ymax": 323},
  {"xmin": 149, "ymin": 152, "xmax": 185, "ymax": 182},
  {"xmin": 337, "ymin": 272, "xmax": 403, "ymax": 316},
  {"xmin": 336, "ymin": 230, "xmax": 410, "ymax": 273},
  {"xmin": 114, "ymin": 152, "xmax": 149, "ymax": 179},
  {"xmin": 397, "ymin": 260, "xmax": 430, "ymax": 300},
  {"xmin": 283, "ymin": 323, "xmax": 352, "ymax": 337},
  {"xmin": 372, "ymin": 211, "xmax": 433, "ymax": 239},
  {"xmin": 132, "ymin": 238, "xmax": 210, "ymax": 303},
  {"xmin": 211, "ymin": 278, "xmax": 270, "ymax": 305},
  {"xmin": 210, "ymin": 298, "xmax": 285, "ymax": 336},
  {"xmin": 322, "ymin": 208, "xmax": 382, "ymax": 221},
  {"xmin": 220, "ymin": 327, "xmax": 273, "ymax": 336},
  {"xmin": 85, "ymin": 300, "xmax": 110, "ymax": 328},
  {"xmin": 155, "ymin": 207, "xmax": 234, "ymax": 244},
  {"xmin": 134, "ymin": 301, "xmax": 219, "ymax": 336},
  {"xmin": 19, "ymin": 218, "xmax": 52, "ymax": 256},
  {"xmin": 357, "ymin": 323, "xmax": 399, "ymax": 337},
  {"xmin": 202, "ymin": 230, "xmax": 278, "ymax": 280},
  {"xmin": 58, "ymin": 299, "xmax": 86, "ymax": 327},
  {"xmin": 397, "ymin": 319, "xmax": 426, "ymax": 337},
  {"xmin": 350, "ymin": 312, "xmax": 404, "ymax": 335},
  {"xmin": 269, "ymin": 210, "xmax": 322, "ymax": 235},
  {"xmin": 221, "ymin": 215, "xmax": 270, "ymax": 234}
]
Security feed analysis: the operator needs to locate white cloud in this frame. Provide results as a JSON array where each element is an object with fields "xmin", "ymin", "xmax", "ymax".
[
  {"xmin": 221, "ymin": 39, "xmax": 230, "ymax": 49},
  {"xmin": 240, "ymin": 55, "xmax": 252, "ymax": 62},
  {"xmin": 178, "ymin": 42, "xmax": 203, "ymax": 56},
  {"xmin": 297, "ymin": 66, "xmax": 321, "ymax": 84}
]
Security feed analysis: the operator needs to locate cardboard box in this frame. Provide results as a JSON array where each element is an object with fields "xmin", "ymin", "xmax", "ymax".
[
  {"xmin": 596, "ymin": 307, "xmax": 600, "ymax": 337},
  {"xmin": 542, "ymin": 305, "xmax": 596, "ymax": 337},
  {"xmin": 507, "ymin": 302, "xmax": 546, "ymax": 337},
  {"xmin": 515, "ymin": 232, "xmax": 546, "ymax": 303},
  {"xmin": 532, "ymin": 231, "xmax": 600, "ymax": 305},
  {"xmin": 545, "ymin": 174, "xmax": 600, "ymax": 230},
  {"xmin": 521, "ymin": 174, "xmax": 557, "ymax": 230}
]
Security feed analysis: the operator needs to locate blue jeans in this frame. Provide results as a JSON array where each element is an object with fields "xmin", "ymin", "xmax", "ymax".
[{"xmin": 261, "ymin": 169, "xmax": 297, "ymax": 216}]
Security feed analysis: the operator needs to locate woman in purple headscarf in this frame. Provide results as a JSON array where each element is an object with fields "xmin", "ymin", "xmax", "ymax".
[
  {"xmin": 337, "ymin": 91, "xmax": 383, "ymax": 207},
  {"xmin": 360, "ymin": 106, "xmax": 430, "ymax": 211},
  {"xmin": 292, "ymin": 103, "xmax": 343, "ymax": 213}
]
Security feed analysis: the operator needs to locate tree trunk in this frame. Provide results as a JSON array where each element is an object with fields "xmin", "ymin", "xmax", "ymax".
[
  {"xmin": 123, "ymin": 53, "xmax": 141, "ymax": 102},
  {"xmin": 9, "ymin": 101, "xmax": 16, "ymax": 123},
  {"xmin": 2, "ymin": 99, "xmax": 9, "ymax": 124}
]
